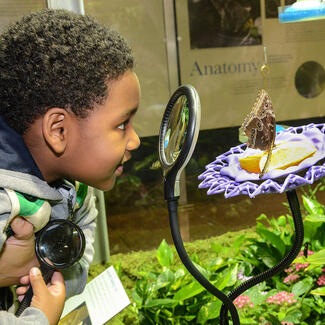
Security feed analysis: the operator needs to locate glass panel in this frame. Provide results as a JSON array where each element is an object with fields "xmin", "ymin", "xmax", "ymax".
[
  {"xmin": 84, "ymin": 0, "xmax": 170, "ymax": 137},
  {"xmin": 84, "ymin": 0, "xmax": 170, "ymax": 254},
  {"xmin": 0, "ymin": 0, "xmax": 47, "ymax": 32},
  {"xmin": 176, "ymin": 0, "xmax": 324, "ymax": 131}
]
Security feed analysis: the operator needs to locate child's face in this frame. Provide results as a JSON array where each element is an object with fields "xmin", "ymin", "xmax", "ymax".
[{"xmin": 66, "ymin": 70, "xmax": 141, "ymax": 191}]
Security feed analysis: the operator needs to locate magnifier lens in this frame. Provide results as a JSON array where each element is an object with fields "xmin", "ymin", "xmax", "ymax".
[
  {"xmin": 16, "ymin": 219, "xmax": 86, "ymax": 318},
  {"xmin": 164, "ymin": 95, "xmax": 189, "ymax": 164},
  {"xmin": 37, "ymin": 221, "xmax": 84, "ymax": 268}
]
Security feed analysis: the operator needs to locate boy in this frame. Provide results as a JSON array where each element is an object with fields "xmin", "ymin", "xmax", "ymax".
[{"xmin": 0, "ymin": 8, "xmax": 140, "ymax": 325}]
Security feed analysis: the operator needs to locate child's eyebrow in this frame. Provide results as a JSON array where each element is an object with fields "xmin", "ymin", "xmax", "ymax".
[{"xmin": 122, "ymin": 107, "xmax": 138, "ymax": 118}]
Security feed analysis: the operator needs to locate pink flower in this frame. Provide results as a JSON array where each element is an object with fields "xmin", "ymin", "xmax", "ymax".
[
  {"xmin": 292, "ymin": 263, "xmax": 309, "ymax": 272},
  {"xmin": 266, "ymin": 291, "xmax": 297, "ymax": 306},
  {"xmin": 233, "ymin": 295, "xmax": 254, "ymax": 309},
  {"xmin": 285, "ymin": 263, "xmax": 309, "ymax": 273},
  {"xmin": 293, "ymin": 263, "xmax": 309, "ymax": 272},
  {"xmin": 317, "ymin": 274, "xmax": 325, "ymax": 286},
  {"xmin": 283, "ymin": 274, "xmax": 300, "ymax": 284},
  {"xmin": 285, "ymin": 266, "xmax": 294, "ymax": 273}
]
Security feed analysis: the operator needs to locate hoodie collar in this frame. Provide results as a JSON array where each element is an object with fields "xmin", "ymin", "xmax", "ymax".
[{"xmin": 0, "ymin": 116, "xmax": 43, "ymax": 179}]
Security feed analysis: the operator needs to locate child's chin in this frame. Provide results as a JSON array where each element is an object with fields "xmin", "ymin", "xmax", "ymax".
[{"xmin": 95, "ymin": 178, "xmax": 116, "ymax": 192}]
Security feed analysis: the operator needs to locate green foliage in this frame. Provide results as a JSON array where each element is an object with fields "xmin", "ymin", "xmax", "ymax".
[
  {"xmin": 132, "ymin": 240, "xmax": 242, "ymax": 324},
  {"xmin": 238, "ymin": 193, "xmax": 325, "ymax": 324},
  {"xmin": 130, "ymin": 192, "xmax": 325, "ymax": 324},
  {"xmin": 90, "ymin": 186, "xmax": 325, "ymax": 324}
]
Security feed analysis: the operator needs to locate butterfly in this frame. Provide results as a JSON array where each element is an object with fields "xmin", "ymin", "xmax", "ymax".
[{"xmin": 241, "ymin": 89, "xmax": 276, "ymax": 178}]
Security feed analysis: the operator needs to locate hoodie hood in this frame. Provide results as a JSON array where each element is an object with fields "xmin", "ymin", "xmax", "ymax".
[{"xmin": 0, "ymin": 116, "xmax": 62, "ymax": 201}]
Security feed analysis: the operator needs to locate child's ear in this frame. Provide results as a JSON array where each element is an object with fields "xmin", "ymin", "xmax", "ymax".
[{"xmin": 42, "ymin": 108, "xmax": 69, "ymax": 154}]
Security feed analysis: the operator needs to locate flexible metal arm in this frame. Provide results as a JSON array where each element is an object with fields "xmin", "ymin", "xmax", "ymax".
[
  {"xmin": 220, "ymin": 189, "xmax": 304, "ymax": 324},
  {"xmin": 168, "ymin": 198, "xmax": 240, "ymax": 325}
]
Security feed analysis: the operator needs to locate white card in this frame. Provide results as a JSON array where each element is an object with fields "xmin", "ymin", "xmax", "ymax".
[{"xmin": 60, "ymin": 266, "xmax": 130, "ymax": 325}]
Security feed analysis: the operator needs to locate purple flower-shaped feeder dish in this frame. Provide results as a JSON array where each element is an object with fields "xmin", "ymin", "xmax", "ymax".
[
  {"xmin": 200, "ymin": 123, "xmax": 325, "ymax": 325},
  {"xmin": 198, "ymin": 124, "xmax": 325, "ymax": 199}
]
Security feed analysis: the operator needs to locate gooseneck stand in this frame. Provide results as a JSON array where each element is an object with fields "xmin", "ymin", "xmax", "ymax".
[
  {"xmin": 220, "ymin": 189, "xmax": 304, "ymax": 324},
  {"xmin": 168, "ymin": 199, "xmax": 240, "ymax": 325}
]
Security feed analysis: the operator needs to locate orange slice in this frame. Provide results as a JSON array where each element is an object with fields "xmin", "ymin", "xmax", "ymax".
[
  {"xmin": 239, "ymin": 153, "xmax": 264, "ymax": 173},
  {"xmin": 239, "ymin": 140, "xmax": 317, "ymax": 174},
  {"xmin": 259, "ymin": 140, "xmax": 317, "ymax": 173}
]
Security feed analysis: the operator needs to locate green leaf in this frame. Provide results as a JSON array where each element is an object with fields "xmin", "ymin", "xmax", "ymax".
[
  {"xmin": 299, "ymin": 249, "xmax": 325, "ymax": 265},
  {"xmin": 208, "ymin": 257, "xmax": 224, "ymax": 269},
  {"xmin": 245, "ymin": 284, "xmax": 268, "ymax": 305},
  {"xmin": 256, "ymin": 213, "xmax": 270, "ymax": 224},
  {"xmin": 192, "ymin": 261, "xmax": 210, "ymax": 280},
  {"xmin": 265, "ymin": 314, "xmax": 282, "ymax": 325},
  {"xmin": 282, "ymin": 309, "xmax": 303, "ymax": 323},
  {"xmin": 269, "ymin": 216, "xmax": 281, "ymax": 232},
  {"xmin": 277, "ymin": 215, "xmax": 287, "ymax": 227},
  {"xmin": 155, "ymin": 269, "xmax": 175, "ymax": 290},
  {"xmin": 292, "ymin": 278, "xmax": 313, "ymax": 297},
  {"xmin": 310, "ymin": 287, "xmax": 325, "ymax": 296},
  {"xmin": 227, "ymin": 263, "xmax": 238, "ymax": 287},
  {"xmin": 156, "ymin": 239, "xmax": 173, "ymax": 267},
  {"xmin": 211, "ymin": 242, "xmax": 224, "ymax": 255},
  {"xmin": 144, "ymin": 298, "xmax": 177, "ymax": 308},
  {"xmin": 305, "ymin": 215, "xmax": 325, "ymax": 223},
  {"xmin": 262, "ymin": 256, "xmax": 278, "ymax": 268},
  {"xmin": 197, "ymin": 301, "xmax": 222, "ymax": 324},
  {"xmin": 174, "ymin": 268, "xmax": 186, "ymax": 279},
  {"xmin": 132, "ymin": 289, "xmax": 143, "ymax": 306},
  {"xmin": 232, "ymin": 235, "xmax": 246, "ymax": 253},
  {"xmin": 256, "ymin": 224, "xmax": 286, "ymax": 255},
  {"xmin": 302, "ymin": 195, "xmax": 325, "ymax": 215},
  {"xmin": 174, "ymin": 280, "xmax": 205, "ymax": 301},
  {"xmin": 240, "ymin": 318, "xmax": 257, "ymax": 324},
  {"xmin": 215, "ymin": 264, "xmax": 238, "ymax": 290}
]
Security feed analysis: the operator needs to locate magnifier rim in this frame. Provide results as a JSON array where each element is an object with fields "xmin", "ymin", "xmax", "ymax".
[
  {"xmin": 35, "ymin": 219, "xmax": 86, "ymax": 270},
  {"xmin": 158, "ymin": 84, "xmax": 200, "ymax": 174}
]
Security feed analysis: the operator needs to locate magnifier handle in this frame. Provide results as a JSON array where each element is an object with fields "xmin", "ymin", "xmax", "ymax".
[
  {"xmin": 41, "ymin": 265, "xmax": 54, "ymax": 284},
  {"xmin": 15, "ymin": 266, "xmax": 54, "ymax": 317},
  {"xmin": 15, "ymin": 286, "xmax": 33, "ymax": 317}
]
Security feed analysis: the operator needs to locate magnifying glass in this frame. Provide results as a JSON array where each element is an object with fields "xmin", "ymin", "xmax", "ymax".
[
  {"xmin": 15, "ymin": 219, "xmax": 85, "ymax": 316},
  {"xmin": 158, "ymin": 85, "xmax": 240, "ymax": 325}
]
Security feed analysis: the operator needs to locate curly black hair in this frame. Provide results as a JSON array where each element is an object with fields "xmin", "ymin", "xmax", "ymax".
[{"xmin": 0, "ymin": 9, "xmax": 134, "ymax": 134}]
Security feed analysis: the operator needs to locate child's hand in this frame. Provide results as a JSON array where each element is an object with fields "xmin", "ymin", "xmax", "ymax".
[
  {"xmin": 0, "ymin": 216, "xmax": 39, "ymax": 286},
  {"xmin": 17, "ymin": 267, "xmax": 66, "ymax": 325}
]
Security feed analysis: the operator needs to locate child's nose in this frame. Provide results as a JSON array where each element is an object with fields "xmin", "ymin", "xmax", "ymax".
[{"xmin": 128, "ymin": 128, "xmax": 141, "ymax": 151}]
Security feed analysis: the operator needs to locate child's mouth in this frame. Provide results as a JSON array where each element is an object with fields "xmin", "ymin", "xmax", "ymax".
[{"xmin": 115, "ymin": 164, "xmax": 123, "ymax": 176}]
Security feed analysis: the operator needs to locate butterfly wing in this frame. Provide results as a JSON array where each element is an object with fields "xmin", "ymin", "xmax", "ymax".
[
  {"xmin": 241, "ymin": 89, "xmax": 276, "ymax": 177},
  {"xmin": 242, "ymin": 89, "xmax": 275, "ymax": 151}
]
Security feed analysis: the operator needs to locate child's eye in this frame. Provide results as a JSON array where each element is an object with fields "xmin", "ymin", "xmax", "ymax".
[{"xmin": 117, "ymin": 120, "xmax": 129, "ymax": 130}]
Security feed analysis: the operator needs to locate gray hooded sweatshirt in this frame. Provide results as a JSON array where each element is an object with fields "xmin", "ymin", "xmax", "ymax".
[{"xmin": 0, "ymin": 117, "xmax": 98, "ymax": 324}]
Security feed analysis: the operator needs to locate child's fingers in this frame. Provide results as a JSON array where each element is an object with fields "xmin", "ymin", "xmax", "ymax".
[
  {"xmin": 10, "ymin": 217, "xmax": 34, "ymax": 240},
  {"xmin": 17, "ymin": 295, "xmax": 24, "ymax": 302},
  {"xmin": 19, "ymin": 274, "xmax": 30, "ymax": 285},
  {"xmin": 16, "ymin": 285, "xmax": 29, "ymax": 296},
  {"xmin": 49, "ymin": 271, "xmax": 66, "ymax": 296},
  {"xmin": 29, "ymin": 267, "xmax": 47, "ymax": 296}
]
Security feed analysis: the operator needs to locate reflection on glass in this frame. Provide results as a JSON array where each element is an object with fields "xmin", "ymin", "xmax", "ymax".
[
  {"xmin": 295, "ymin": 61, "xmax": 325, "ymax": 98},
  {"xmin": 38, "ymin": 222, "xmax": 82, "ymax": 267},
  {"xmin": 164, "ymin": 96, "xmax": 189, "ymax": 164}
]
